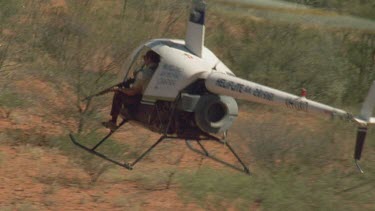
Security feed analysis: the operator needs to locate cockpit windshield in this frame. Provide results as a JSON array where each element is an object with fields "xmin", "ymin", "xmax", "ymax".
[{"xmin": 120, "ymin": 46, "xmax": 153, "ymax": 82}]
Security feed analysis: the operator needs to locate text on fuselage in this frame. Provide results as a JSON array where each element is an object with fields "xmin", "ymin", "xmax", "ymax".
[
  {"xmin": 285, "ymin": 98, "xmax": 308, "ymax": 112},
  {"xmin": 216, "ymin": 78, "xmax": 274, "ymax": 101}
]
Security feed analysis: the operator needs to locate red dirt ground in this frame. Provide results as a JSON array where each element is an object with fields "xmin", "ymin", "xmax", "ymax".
[
  {"xmin": 0, "ymin": 76, "xmax": 324, "ymax": 210},
  {"xmin": 0, "ymin": 77, "xmax": 211, "ymax": 210},
  {"xmin": 0, "ymin": 77, "xmax": 247, "ymax": 210},
  {"xmin": 0, "ymin": 111, "xmax": 210, "ymax": 210}
]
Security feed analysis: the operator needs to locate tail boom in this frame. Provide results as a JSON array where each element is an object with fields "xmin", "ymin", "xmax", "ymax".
[
  {"xmin": 206, "ymin": 73, "xmax": 375, "ymax": 173},
  {"xmin": 205, "ymin": 72, "xmax": 353, "ymax": 121}
]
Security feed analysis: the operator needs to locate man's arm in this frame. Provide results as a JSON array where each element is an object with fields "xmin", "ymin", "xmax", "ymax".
[
  {"xmin": 112, "ymin": 67, "xmax": 151, "ymax": 96},
  {"xmin": 112, "ymin": 86, "xmax": 142, "ymax": 96},
  {"xmin": 113, "ymin": 73, "xmax": 145, "ymax": 95}
]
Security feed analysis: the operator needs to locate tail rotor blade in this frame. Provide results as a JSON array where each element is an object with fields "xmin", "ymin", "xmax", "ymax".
[
  {"xmin": 355, "ymin": 127, "xmax": 367, "ymax": 160},
  {"xmin": 354, "ymin": 127, "xmax": 367, "ymax": 173}
]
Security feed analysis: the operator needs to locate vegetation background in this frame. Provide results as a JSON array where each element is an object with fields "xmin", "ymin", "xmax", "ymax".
[{"xmin": 0, "ymin": 0, "xmax": 374, "ymax": 210}]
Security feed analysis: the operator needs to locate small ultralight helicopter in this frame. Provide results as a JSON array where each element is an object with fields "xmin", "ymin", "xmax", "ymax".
[{"xmin": 70, "ymin": 0, "xmax": 375, "ymax": 175}]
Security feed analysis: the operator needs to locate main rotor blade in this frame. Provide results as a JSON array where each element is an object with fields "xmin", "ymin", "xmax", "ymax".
[{"xmin": 213, "ymin": 0, "xmax": 375, "ymax": 32}]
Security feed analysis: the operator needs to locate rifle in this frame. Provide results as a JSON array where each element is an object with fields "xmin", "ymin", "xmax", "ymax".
[{"xmin": 82, "ymin": 78, "xmax": 135, "ymax": 101}]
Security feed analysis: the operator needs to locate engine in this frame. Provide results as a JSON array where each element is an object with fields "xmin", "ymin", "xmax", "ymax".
[{"xmin": 178, "ymin": 93, "xmax": 238, "ymax": 134}]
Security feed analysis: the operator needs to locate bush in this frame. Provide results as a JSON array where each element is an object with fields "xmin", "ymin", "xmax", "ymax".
[
  {"xmin": 176, "ymin": 108, "xmax": 375, "ymax": 210},
  {"xmin": 0, "ymin": 90, "xmax": 25, "ymax": 109}
]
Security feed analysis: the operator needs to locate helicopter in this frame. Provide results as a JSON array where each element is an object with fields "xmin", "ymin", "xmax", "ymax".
[{"xmin": 70, "ymin": 0, "xmax": 375, "ymax": 175}]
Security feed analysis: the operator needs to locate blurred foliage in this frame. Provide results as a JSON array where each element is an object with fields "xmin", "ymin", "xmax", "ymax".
[
  {"xmin": 176, "ymin": 166, "xmax": 375, "ymax": 211},
  {"xmin": 208, "ymin": 22, "xmax": 347, "ymax": 104},
  {"xmin": 50, "ymin": 132, "xmax": 130, "ymax": 183},
  {"xmin": 176, "ymin": 114, "xmax": 375, "ymax": 210},
  {"xmin": 3, "ymin": 127, "xmax": 132, "ymax": 183},
  {"xmin": 0, "ymin": 89, "xmax": 26, "ymax": 109},
  {"xmin": 0, "ymin": 0, "xmax": 374, "ymax": 210},
  {"xmin": 0, "ymin": 0, "xmax": 21, "ymax": 23},
  {"xmin": 2, "ymin": 0, "xmax": 189, "ymax": 133},
  {"xmin": 2, "ymin": 0, "xmax": 374, "ymax": 108},
  {"xmin": 206, "ymin": 17, "xmax": 375, "ymax": 106},
  {"xmin": 284, "ymin": 0, "xmax": 375, "ymax": 20}
]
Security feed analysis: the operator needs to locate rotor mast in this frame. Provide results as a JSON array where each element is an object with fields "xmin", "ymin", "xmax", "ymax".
[{"xmin": 185, "ymin": 0, "xmax": 206, "ymax": 58}]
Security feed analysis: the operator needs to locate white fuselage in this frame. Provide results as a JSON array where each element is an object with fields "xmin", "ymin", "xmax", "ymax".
[
  {"xmin": 123, "ymin": 38, "xmax": 354, "ymax": 123},
  {"xmin": 134, "ymin": 39, "xmax": 233, "ymax": 102}
]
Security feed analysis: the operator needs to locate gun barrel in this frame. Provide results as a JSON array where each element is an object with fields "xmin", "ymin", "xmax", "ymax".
[
  {"xmin": 82, "ymin": 82, "xmax": 126, "ymax": 101},
  {"xmin": 205, "ymin": 72, "xmax": 352, "ymax": 121}
]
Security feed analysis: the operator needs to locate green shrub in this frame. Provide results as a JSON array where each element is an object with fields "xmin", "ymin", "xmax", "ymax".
[
  {"xmin": 176, "ymin": 164, "xmax": 375, "ymax": 211},
  {"xmin": 50, "ymin": 132, "xmax": 132, "ymax": 182},
  {"xmin": 176, "ymin": 109, "xmax": 375, "ymax": 210},
  {"xmin": 0, "ymin": 90, "xmax": 25, "ymax": 109}
]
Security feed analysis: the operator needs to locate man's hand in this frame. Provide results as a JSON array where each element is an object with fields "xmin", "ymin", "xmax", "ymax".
[
  {"xmin": 110, "ymin": 85, "xmax": 141, "ymax": 96},
  {"xmin": 110, "ymin": 86, "xmax": 120, "ymax": 92},
  {"xmin": 110, "ymin": 86, "xmax": 130, "ymax": 94}
]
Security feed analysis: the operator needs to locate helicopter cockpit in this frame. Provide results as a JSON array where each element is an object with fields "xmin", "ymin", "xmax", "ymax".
[{"xmin": 121, "ymin": 46, "xmax": 160, "ymax": 90}]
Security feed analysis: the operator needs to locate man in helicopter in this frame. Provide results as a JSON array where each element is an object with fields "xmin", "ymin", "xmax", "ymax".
[{"xmin": 102, "ymin": 50, "xmax": 160, "ymax": 131}]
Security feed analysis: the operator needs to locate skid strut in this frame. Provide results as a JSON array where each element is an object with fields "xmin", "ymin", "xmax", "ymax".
[
  {"xmin": 69, "ymin": 119, "xmax": 133, "ymax": 169},
  {"xmin": 70, "ymin": 134, "xmax": 250, "ymax": 174},
  {"xmin": 185, "ymin": 134, "xmax": 250, "ymax": 175},
  {"xmin": 70, "ymin": 119, "xmax": 164, "ymax": 170},
  {"xmin": 71, "ymin": 128, "xmax": 250, "ymax": 175}
]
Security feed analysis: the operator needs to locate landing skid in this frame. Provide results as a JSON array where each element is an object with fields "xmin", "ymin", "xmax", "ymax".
[
  {"xmin": 69, "ymin": 120, "xmax": 250, "ymax": 175},
  {"xmin": 185, "ymin": 136, "xmax": 250, "ymax": 174},
  {"xmin": 69, "ymin": 119, "xmax": 133, "ymax": 169}
]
